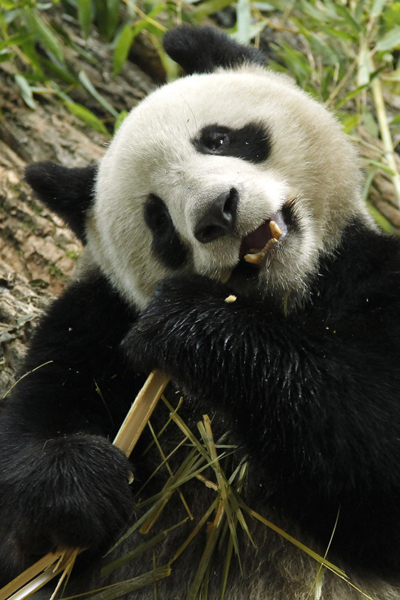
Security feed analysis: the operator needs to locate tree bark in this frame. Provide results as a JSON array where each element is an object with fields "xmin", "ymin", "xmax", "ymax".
[{"xmin": 0, "ymin": 11, "xmax": 156, "ymax": 396}]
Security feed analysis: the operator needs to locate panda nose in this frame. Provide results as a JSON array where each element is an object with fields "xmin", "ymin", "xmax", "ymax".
[{"xmin": 194, "ymin": 188, "xmax": 238, "ymax": 244}]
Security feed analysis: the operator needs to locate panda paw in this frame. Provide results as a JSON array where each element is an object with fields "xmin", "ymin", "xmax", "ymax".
[
  {"xmin": 123, "ymin": 274, "xmax": 233, "ymax": 377},
  {"xmin": 0, "ymin": 434, "xmax": 134, "ymax": 560}
]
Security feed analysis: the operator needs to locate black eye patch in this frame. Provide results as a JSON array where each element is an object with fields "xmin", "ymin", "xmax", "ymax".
[
  {"xmin": 144, "ymin": 195, "xmax": 188, "ymax": 270},
  {"xmin": 193, "ymin": 122, "xmax": 272, "ymax": 164}
]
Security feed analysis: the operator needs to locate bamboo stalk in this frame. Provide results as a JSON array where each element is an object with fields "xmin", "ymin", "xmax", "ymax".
[
  {"xmin": 370, "ymin": 72, "xmax": 400, "ymax": 206},
  {"xmin": 0, "ymin": 370, "xmax": 170, "ymax": 600}
]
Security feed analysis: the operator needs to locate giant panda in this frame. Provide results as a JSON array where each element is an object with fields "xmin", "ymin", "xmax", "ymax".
[{"xmin": 1, "ymin": 24, "xmax": 400, "ymax": 600}]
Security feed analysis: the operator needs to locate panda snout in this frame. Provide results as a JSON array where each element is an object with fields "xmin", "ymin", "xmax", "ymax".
[{"xmin": 194, "ymin": 188, "xmax": 238, "ymax": 244}]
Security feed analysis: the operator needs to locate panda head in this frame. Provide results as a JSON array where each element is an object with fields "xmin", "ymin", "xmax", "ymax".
[{"xmin": 26, "ymin": 26, "xmax": 372, "ymax": 311}]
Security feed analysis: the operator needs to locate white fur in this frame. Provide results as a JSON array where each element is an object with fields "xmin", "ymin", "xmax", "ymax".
[{"xmin": 86, "ymin": 66, "xmax": 373, "ymax": 310}]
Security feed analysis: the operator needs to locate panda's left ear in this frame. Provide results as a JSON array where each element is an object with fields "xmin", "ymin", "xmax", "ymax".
[
  {"xmin": 163, "ymin": 25, "xmax": 266, "ymax": 75},
  {"xmin": 25, "ymin": 161, "xmax": 97, "ymax": 243}
]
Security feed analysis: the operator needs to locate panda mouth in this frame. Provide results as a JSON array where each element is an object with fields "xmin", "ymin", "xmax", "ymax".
[{"xmin": 239, "ymin": 212, "xmax": 287, "ymax": 265}]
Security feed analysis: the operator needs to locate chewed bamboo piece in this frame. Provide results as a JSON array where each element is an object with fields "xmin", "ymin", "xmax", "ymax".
[
  {"xmin": 0, "ymin": 370, "xmax": 170, "ymax": 600},
  {"xmin": 113, "ymin": 370, "xmax": 170, "ymax": 457}
]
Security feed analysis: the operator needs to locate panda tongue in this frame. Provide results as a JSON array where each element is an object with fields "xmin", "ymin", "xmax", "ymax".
[{"xmin": 240, "ymin": 219, "xmax": 273, "ymax": 257}]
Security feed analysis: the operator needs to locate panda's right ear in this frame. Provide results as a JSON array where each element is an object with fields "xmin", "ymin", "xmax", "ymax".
[
  {"xmin": 25, "ymin": 161, "xmax": 97, "ymax": 243},
  {"xmin": 163, "ymin": 25, "xmax": 266, "ymax": 75}
]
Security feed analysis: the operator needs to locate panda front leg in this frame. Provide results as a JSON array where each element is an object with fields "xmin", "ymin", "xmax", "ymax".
[
  {"xmin": 0, "ymin": 270, "xmax": 140, "ymax": 584},
  {"xmin": 123, "ymin": 272, "xmax": 400, "ymax": 574}
]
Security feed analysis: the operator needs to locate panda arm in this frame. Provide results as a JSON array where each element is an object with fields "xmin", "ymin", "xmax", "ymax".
[
  {"xmin": 0, "ymin": 270, "xmax": 140, "ymax": 576},
  {"xmin": 124, "ymin": 263, "xmax": 400, "ymax": 498}
]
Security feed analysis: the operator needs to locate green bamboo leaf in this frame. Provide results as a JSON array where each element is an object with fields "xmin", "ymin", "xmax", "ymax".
[
  {"xmin": 102, "ymin": 531, "xmax": 167, "ymax": 577},
  {"xmin": 65, "ymin": 102, "xmax": 109, "ymax": 135},
  {"xmin": 293, "ymin": 19, "xmax": 340, "ymax": 65},
  {"xmin": 40, "ymin": 56, "xmax": 77, "ymax": 85},
  {"xmin": 376, "ymin": 25, "xmax": 400, "ymax": 52},
  {"xmin": 62, "ymin": 565, "xmax": 171, "ymax": 600},
  {"xmin": 253, "ymin": 2, "xmax": 274, "ymax": 10},
  {"xmin": 15, "ymin": 74, "xmax": 36, "ymax": 109},
  {"xmin": 0, "ymin": 51, "xmax": 13, "ymax": 62},
  {"xmin": 390, "ymin": 112, "xmax": 400, "ymax": 125},
  {"xmin": 78, "ymin": 70, "xmax": 119, "ymax": 117},
  {"xmin": 106, "ymin": 0, "xmax": 120, "ymax": 40},
  {"xmin": 382, "ymin": 67, "xmax": 400, "ymax": 82},
  {"xmin": 364, "ymin": 158, "xmax": 395, "ymax": 176},
  {"xmin": 321, "ymin": 26, "xmax": 355, "ymax": 42},
  {"xmin": 193, "ymin": 0, "xmax": 236, "ymax": 22},
  {"xmin": 114, "ymin": 110, "xmax": 129, "ymax": 133},
  {"xmin": 93, "ymin": 0, "xmax": 108, "ymax": 39},
  {"xmin": 335, "ymin": 4, "xmax": 362, "ymax": 34},
  {"xmin": 334, "ymin": 83, "xmax": 368, "ymax": 109},
  {"xmin": 339, "ymin": 113, "xmax": 359, "ymax": 134},
  {"xmin": 113, "ymin": 23, "xmax": 135, "ymax": 75},
  {"xmin": 150, "ymin": 33, "xmax": 179, "ymax": 81},
  {"xmin": 26, "ymin": 9, "xmax": 65, "ymax": 65},
  {"xmin": 366, "ymin": 201, "xmax": 394, "ymax": 233},
  {"xmin": 77, "ymin": 0, "xmax": 93, "ymax": 38},
  {"xmin": 0, "ymin": 0, "xmax": 17, "ymax": 8},
  {"xmin": 236, "ymin": 0, "xmax": 252, "ymax": 45},
  {"xmin": 371, "ymin": 0, "xmax": 387, "ymax": 18},
  {"xmin": 0, "ymin": 33, "xmax": 32, "ymax": 51}
]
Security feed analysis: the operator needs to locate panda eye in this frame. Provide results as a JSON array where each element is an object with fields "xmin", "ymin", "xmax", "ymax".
[
  {"xmin": 153, "ymin": 213, "xmax": 169, "ymax": 231},
  {"xmin": 203, "ymin": 132, "xmax": 229, "ymax": 153},
  {"xmin": 144, "ymin": 195, "xmax": 171, "ymax": 234}
]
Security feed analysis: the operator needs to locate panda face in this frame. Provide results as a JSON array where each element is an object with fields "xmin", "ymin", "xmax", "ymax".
[{"xmin": 87, "ymin": 67, "xmax": 368, "ymax": 310}]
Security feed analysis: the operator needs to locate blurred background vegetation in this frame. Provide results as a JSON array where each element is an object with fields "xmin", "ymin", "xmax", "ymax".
[{"xmin": 0, "ymin": 0, "xmax": 400, "ymax": 227}]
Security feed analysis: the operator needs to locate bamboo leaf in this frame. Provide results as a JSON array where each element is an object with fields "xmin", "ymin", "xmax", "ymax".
[
  {"xmin": 390, "ymin": 112, "xmax": 400, "ymax": 125},
  {"xmin": 0, "ymin": 51, "xmax": 13, "ymax": 62},
  {"xmin": 113, "ymin": 24, "xmax": 135, "ymax": 75},
  {"xmin": 335, "ymin": 4, "xmax": 361, "ymax": 34},
  {"xmin": 236, "ymin": 0, "xmax": 252, "ymax": 45},
  {"xmin": 106, "ymin": 0, "xmax": 121, "ymax": 40},
  {"xmin": 65, "ymin": 102, "xmax": 109, "ymax": 135},
  {"xmin": 114, "ymin": 110, "xmax": 129, "ymax": 133},
  {"xmin": 77, "ymin": 0, "xmax": 93, "ymax": 38},
  {"xmin": 63, "ymin": 565, "xmax": 171, "ymax": 600},
  {"xmin": 376, "ymin": 25, "xmax": 400, "ymax": 52},
  {"xmin": 371, "ymin": 0, "xmax": 388, "ymax": 18},
  {"xmin": 26, "ymin": 9, "xmax": 65, "ymax": 65},
  {"xmin": 15, "ymin": 74, "xmax": 36, "ymax": 109},
  {"xmin": 193, "ymin": 0, "xmax": 236, "ymax": 22},
  {"xmin": 0, "ymin": 33, "xmax": 32, "ymax": 51},
  {"xmin": 79, "ymin": 70, "xmax": 119, "ymax": 117},
  {"xmin": 366, "ymin": 201, "xmax": 394, "ymax": 232}
]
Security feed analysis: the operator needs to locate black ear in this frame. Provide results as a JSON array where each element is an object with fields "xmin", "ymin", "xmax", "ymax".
[
  {"xmin": 25, "ymin": 162, "xmax": 97, "ymax": 243},
  {"xmin": 163, "ymin": 25, "xmax": 266, "ymax": 75}
]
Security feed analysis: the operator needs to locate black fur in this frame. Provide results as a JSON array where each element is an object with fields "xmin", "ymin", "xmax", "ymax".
[
  {"xmin": 163, "ymin": 25, "xmax": 266, "ymax": 74},
  {"xmin": 144, "ymin": 195, "xmax": 188, "ymax": 269},
  {"xmin": 193, "ymin": 122, "xmax": 272, "ymax": 164},
  {"xmin": 2, "ymin": 217, "xmax": 400, "ymax": 586},
  {"xmin": 25, "ymin": 162, "xmax": 97, "ymax": 242},
  {"xmin": 0, "ymin": 270, "xmax": 141, "ymax": 581},
  {"xmin": 123, "ymin": 221, "xmax": 400, "ymax": 577}
]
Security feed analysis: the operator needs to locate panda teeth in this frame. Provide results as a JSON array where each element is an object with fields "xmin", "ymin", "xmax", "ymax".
[{"xmin": 243, "ymin": 220, "xmax": 284, "ymax": 265}]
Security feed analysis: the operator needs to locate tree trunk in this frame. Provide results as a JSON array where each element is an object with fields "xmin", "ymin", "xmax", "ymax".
[{"xmin": 0, "ymin": 11, "xmax": 156, "ymax": 396}]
